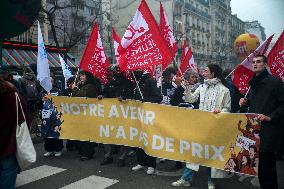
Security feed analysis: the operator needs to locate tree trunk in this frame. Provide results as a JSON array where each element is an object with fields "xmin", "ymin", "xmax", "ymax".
[{"xmin": 47, "ymin": 13, "xmax": 61, "ymax": 54}]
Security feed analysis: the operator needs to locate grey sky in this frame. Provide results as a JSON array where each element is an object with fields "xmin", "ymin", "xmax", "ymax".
[{"xmin": 231, "ymin": 0, "xmax": 284, "ymax": 41}]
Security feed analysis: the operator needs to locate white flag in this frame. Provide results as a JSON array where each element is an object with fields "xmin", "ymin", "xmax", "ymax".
[
  {"xmin": 59, "ymin": 54, "xmax": 73, "ymax": 88},
  {"xmin": 37, "ymin": 21, "xmax": 52, "ymax": 92}
]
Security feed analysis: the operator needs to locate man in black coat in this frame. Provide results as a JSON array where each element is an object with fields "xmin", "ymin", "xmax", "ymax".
[
  {"xmin": 240, "ymin": 55, "xmax": 284, "ymax": 189},
  {"xmin": 131, "ymin": 70, "xmax": 162, "ymax": 175}
]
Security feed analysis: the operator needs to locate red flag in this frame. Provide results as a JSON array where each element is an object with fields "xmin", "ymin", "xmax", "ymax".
[
  {"xmin": 180, "ymin": 40, "xmax": 188, "ymax": 63},
  {"xmin": 118, "ymin": 0, "xmax": 173, "ymax": 71},
  {"xmin": 160, "ymin": 2, "xmax": 177, "ymax": 69},
  {"xmin": 112, "ymin": 27, "xmax": 121, "ymax": 64},
  {"xmin": 182, "ymin": 47, "xmax": 197, "ymax": 75},
  {"xmin": 178, "ymin": 40, "xmax": 197, "ymax": 76},
  {"xmin": 79, "ymin": 23, "xmax": 110, "ymax": 84},
  {"xmin": 267, "ymin": 30, "xmax": 284, "ymax": 82},
  {"xmin": 232, "ymin": 34, "xmax": 274, "ymax": 94}
]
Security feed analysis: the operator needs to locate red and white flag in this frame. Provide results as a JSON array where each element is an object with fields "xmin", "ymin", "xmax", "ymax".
[
  {"xmin": 178, "ymin": 40, "xmax": 197, "ymax": 76},
  {"xmin": 180, "ymin": 40, "xmax": 189, "ymax": 63},
  {"xmin": 118, "ymin": 0, "xmax": 173, "ymax": 71},
  {"xmin": 267, "ymin": 30, "xmax": 284, "ymax": 82},
  {"xmin": 232, "ymin": 34, "xmax": 274, "ymax": 94},
  {"xmin": 112, "ymin": 27, "xmax": 121, "ymax": 64},
  {"xmin": 79, "ymin": 22, "xmax": 110, "ymax": 84},
  {"xmin": 160, "ymin": 2, "xmax": 177, "ymax": 69}
]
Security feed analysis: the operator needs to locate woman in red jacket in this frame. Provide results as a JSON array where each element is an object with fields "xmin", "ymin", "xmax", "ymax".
[{"xmin": 0, "ymin": 78, "xmax": 30, "ymax": 189}]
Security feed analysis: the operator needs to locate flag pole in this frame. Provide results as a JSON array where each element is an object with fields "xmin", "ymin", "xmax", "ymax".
[
  {"xmin": 237, "ymin": 86, "xmax": 251, "ymax": 113},
  {"xmin": 244, "ymin": 86, "xmax": 251, "ymax": 99},
  {"xmin": 173, "ymin": 57, "xmax": 183, "ymax": 78},
  {"xmin": 225, "ymin": 68, "xmax": 236, "ymax": 79},
  {"xmin": 131, "ymin": 71, "xmax": 144, "ymax": 100},
  {"xmin": 160, "ymin": 64, "xmax": 163, "ymax": 95},
  {"xmin": 74, "ymin": 67, "xmax": 80, "ymax": 84},
  {"xmin": 71, "ymin": 67, "xmax": 80, "ymax": 97}
]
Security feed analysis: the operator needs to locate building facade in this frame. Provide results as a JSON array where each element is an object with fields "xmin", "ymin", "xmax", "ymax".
[{"xmin": 244, "ymin": 20, "xmax": 266, "ymax": 42}]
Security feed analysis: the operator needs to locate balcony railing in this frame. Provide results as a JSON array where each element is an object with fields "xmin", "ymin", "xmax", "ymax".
[
  {"xmin": 215, "ymin": 0, "xmax": 227, "ymax": 9},
  {"xmin": 184, "ymin": 3, "xmax": 211, "ymax": 20}
]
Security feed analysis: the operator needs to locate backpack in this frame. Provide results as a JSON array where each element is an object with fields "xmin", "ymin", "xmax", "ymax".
[{"xmin": 24, "ymin": 79, "xmax": 39, "ymax": 100}]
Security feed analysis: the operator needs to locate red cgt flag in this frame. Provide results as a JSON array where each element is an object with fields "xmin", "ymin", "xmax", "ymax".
[
  {"xmin": 232, "ymin": 34, "xmax": 274, "ymax": 94},
  {"xmin": 118, "ymin": 0, "xmax": 173, "ymax": 71},
  {"xmin": 160, "ymin": 2, "xmax": 177, "ymax": 69},
  {"xmin": 79, "ymin": 22, "xmax": 110, "ymax": 84},
  {"xmin": 267, "ymin": 30, "xmax": 284, "ymax": 82}
]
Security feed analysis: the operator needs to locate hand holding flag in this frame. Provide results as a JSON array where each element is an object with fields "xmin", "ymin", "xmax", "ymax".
[{"xmin": 232, "ymin": 34, "xmax": 274, "ymax": 94}]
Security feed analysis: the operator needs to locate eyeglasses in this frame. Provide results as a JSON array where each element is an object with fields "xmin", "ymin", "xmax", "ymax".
[{"xmin": 252, "ymin": 60, "xmax": 263, "ymax": 64}]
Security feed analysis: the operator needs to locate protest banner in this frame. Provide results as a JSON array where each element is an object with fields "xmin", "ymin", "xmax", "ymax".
[{"xmin": 50, "ymin": 96, "xmax": 260, "ymax": 176}]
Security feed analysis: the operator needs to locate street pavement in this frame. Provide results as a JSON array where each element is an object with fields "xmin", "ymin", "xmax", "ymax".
[{"xmin": 16, "ymin": 141, "xmax": 284, "ymax": 189}]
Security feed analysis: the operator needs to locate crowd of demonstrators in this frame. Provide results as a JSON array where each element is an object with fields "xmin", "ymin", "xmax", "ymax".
[
  {"xmin": 100, "ymin": 65, "xmax": 134, "ymax": 167},
  {"xmin": 172, "ymin": 64, "xmax": 231, "ymax": 189},
  {"xmin": 71, "ymin": 70, "xmax": 103, "ymax": 161},
  {"xmin": 239, "ymin": 55, "xmax": 284, "ymax": 189},
  {"xmin": 0, "ymin": 77, "xmax": 30, "ymax": 189},
  {"xmin": 2, "ymin": 54, "xmax": 284, "ymax": 189},
  {"xmin": 131, "ymin": 69, "xmax": 162, "ymax": 175}
]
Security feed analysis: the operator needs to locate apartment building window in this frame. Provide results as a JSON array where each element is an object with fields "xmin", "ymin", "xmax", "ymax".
[
  {"xmin": 186, "ymin": 14, "xmax": 189, "ymax": 25},
  {"xmin": 89, "ymin": 8, "xmax": 94, "ymax": 15},
  {"xmin": 77, "ymin": 2, "xmax": 85, "ymax": 10},
  {"xmin": 205, "ymin": 8, "xmax": 208, "ymax": 14},
  {"xmin": 197, "ymin": 19, "xmax": 200, "ymax": 28}
]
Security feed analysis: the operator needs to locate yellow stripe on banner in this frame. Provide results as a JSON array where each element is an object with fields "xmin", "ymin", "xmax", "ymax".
[{"xmin": 52, "ymin": 96, "xmax": 260, "ymax": 176}]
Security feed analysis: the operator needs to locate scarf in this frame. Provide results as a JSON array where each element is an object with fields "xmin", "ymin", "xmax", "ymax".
[{"xmin": 201, "ymin": 78, "xmax": 221, "ymax": 111}]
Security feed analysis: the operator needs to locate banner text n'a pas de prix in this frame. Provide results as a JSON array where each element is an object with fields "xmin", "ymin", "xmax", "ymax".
[{"xmin": 52, "ymin": 96, "xmax": 260, "ymax": 176}]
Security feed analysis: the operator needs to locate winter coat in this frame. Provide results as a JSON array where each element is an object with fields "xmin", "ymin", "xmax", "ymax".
[
  {"xmin": 103, "ymin": 75, "xmax": 134, "ymax": 99},
  {"xmin": 184, "ymin": 78, "xmax": 231, "ymax": 112},
  {"xmin": 184, "ymin": 78, "xmax": 231, "ymax": 178},
  {"xmin": 19, "ymin": 72, "xmax": 41, "ymax": 101},
  {"xmin": 134, "ymin": 74, "xmax": 162, "ymax": 103},
  {"xmin": 0, "ymin": 82, "xmax": 30, "ymax": 158},
  {"xmin": 41, "ymin": 88, "xmax": 62, "ymax": 138},
  {"xmin": 41, "ymin": 99, "xmax": 62, "ymax": 138},
  {"xmin": 72, "ymin": 83, "xmax": 100, "ymax": 98},
  {"xmin": 247, "ymin": 69, "xmax": 284, "ymax": 152},
  {"xmin": 160, "ymin": 82, "xmax": 176, "ymax": 105},
  {"xmin": 170, "ymin": 84, "xmax": 200, "ymax": 109}
]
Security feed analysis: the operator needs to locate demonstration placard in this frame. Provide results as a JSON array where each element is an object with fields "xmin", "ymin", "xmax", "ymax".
[{"xmin": 48, "ymin": 96, "xmax": 260, "ymax": 176}]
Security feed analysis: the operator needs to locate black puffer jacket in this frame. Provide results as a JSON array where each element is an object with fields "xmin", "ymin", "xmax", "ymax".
[
  {"xmin": 103, "ymin": 74, "xmax": 134, "ymax": 99},
  {"xmin": 134, "ymin": 74, "xmax": 162, "ymax": 103},
  {"xmin": 247, "ymin": 69, "xmax": 284, "ymax": 152}
]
